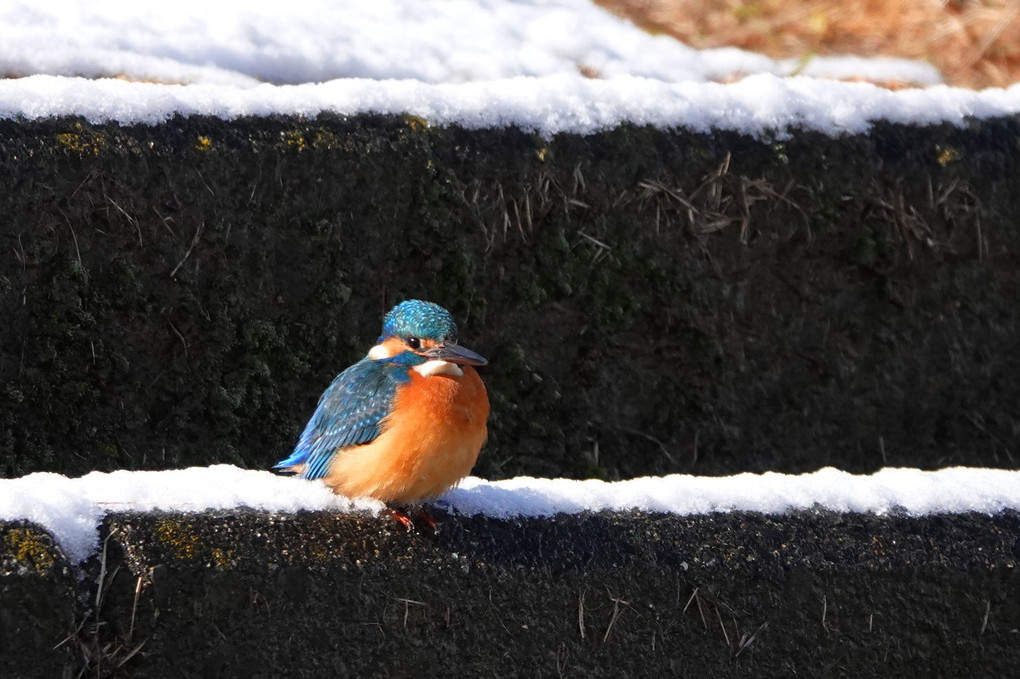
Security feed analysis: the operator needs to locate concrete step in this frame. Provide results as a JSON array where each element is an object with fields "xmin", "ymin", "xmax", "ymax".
[{"xmin": 4, "ymin": 509, "xmax": 1018, "ymax": 677}]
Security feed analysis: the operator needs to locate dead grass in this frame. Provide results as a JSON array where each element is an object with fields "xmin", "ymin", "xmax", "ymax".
[{"xmin": 597, "ymin": 0, "xmax": 1020, "ymax": 88}]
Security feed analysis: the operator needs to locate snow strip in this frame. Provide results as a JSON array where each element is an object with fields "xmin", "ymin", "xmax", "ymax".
[
  {"xmin": 0, "ymin": 0, "xmax": 941, "ymax": 87},
  {"xmin": 3, "ymin": 74, "xmax": 1020, "ymax": 139},
  {"xmin": 2, "ymin": 465, "xmax": 1019, "ymax": 564}
]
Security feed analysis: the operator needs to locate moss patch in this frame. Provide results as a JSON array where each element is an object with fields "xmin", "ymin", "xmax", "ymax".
[{"xmin": 1, "ymin": 525, "xmax": 59, "ymax": 575}]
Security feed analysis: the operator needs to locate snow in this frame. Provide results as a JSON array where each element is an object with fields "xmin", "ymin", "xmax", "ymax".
[
  {"xmin": 0, "ymin": 466, "xmax": 377, "ymax": 564},
  {"xmin": 2, "ymin": 465, "xmax": 1019, "ymax": 564},
  {"xmin": 4, "ymin": 74, "xmax": 1020, "ymax": 139},
  {"xmin": 445, "ymin": 467, "xmax": 1020, "ymax": 517},
  {"xmin": 0, "ymin": 0, "xmax": 942, "ymax": 86},
  {"xmin": 2, "ymin": 0, "xmax": 1017, "ymax": 138}
]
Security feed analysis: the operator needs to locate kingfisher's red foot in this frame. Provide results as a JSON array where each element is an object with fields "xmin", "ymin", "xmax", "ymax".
[
  {"xmin": 382, "ymin": 507, "xmax": 441, "ymax": 533},
  {"xmin": 383, "ymin": 508, "xmax": 415, "ymax": 531},
  {"xmin": 417, "ymin": 508, "xmax": 439, "ymax": 533}
]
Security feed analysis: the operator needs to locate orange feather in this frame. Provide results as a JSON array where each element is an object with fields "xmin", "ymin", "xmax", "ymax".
[{"xmin": 324, "ymin": 366, "xmax": 489, "ymax": 502}]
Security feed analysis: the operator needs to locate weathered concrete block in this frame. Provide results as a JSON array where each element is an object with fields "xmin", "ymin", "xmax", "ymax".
[
  {"xmin": 2, "ymin": 116, "xmax": 1019, "ymax": 481},
  {"xmin": 0, "ymin": 522, "xmax": 77, "ymax": 678},
  {"xmin": 5, "ymin": 510, "xmax": 1016, "ymax": 677}
]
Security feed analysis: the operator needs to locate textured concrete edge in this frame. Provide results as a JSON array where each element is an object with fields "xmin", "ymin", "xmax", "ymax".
[
  {"xmin": 3, "ymin": 114, "xmax": 1020, "ymax": 482},
  {"xmin": 2, "ymin": 509, "xmax": 1018, "ymax": 677}
]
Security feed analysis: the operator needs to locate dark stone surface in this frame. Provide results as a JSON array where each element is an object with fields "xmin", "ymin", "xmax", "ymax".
[
  {"xmin": 3, "ymin": 509, "xmax": 1018, "ymax": 678},
  {"xmin": 2, "ymin": 115, "xmax": 1019, "ymax": 481},
  {"xmin": 0, "ymin": 523, "xmax": 77, "ymax": 678}
]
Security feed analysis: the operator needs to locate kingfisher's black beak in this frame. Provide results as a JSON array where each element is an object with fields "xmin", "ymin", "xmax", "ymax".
[{"xmin": 425, "ymin": 343, "xmax": 488, "ymax": 366}]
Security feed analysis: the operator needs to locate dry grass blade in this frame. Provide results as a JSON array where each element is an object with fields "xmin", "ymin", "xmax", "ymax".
[
  {"xmin": 128, "ymin": 575, "xmax": 143, "ymax": 643},
  {"xmin": 870, "ymin": 189, "xmax": 936, "ymax": 259},
  {"xmin": 639, "ymin": 162, "xmax": 807, "ymax": 242},
  {"xmin": 107, "ymin": 196, "xmax": 143, "ymax": 246},
  {"xmin": 578, "ymin": 591, "xmax": 587, "ymax": 640},
  {"xmin": 716, "ymin": 605, "xmax": 731, "ymax": 646},
  {"xmin": 735, "ymin": 622, "xmax": 769, "ymax": 658},
  {"xmin": 394, "ymin": 597, "xmax": 427, "ymax": 628},
  {"xmin": 682, "ymin": 587, "xmax": 699, "ymax": 615},
  {"xmin": 170, "ymin": 221, "xmax": 205, "ymax": 278},
  {"xmin": 114, "ymin": 641, "xmax": 147, "ymax": 669},
  {"xmin": 602, "ymin": 590, "xmax": 630, "ymax": 643}
]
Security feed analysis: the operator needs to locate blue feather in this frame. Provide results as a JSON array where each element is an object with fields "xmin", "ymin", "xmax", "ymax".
[
  {"xmin": 276, "ymin": 353, "xmax": 422, "ymax": 480},
  {"xmin": 379, "ymin": 300, "xmax": 458, "ymax": 344}
]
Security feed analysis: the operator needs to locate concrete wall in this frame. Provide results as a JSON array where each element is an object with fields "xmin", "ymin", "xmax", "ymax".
[
  {"xmin": 2, "ymin": 116, "xmax": 1019, "ymax": 481},
  {"xmin": 4, "ymin": 510, "xmax": 1019, "ymax": 678},
  {"xmin": 2, "ymin": 114, "xmax": 1019, "ymax": 677}
]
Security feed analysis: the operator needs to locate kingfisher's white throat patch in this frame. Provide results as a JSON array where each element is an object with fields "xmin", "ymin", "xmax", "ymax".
[
  {"xmin": 413, "ymin": 360, "xmax": 464, "ymax": 377},
  {"xmin": 367, "ymin": 343, "xmax": 394, "ymax": 359}
]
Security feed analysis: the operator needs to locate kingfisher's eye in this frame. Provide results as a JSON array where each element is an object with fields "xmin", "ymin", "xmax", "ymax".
[{"xmin": 407, "ymin": 337, "xmax": 421, "ymax": 350}]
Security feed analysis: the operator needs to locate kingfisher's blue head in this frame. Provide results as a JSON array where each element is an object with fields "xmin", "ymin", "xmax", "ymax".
[
  {"xmin": 369, "ymin": 300, "xmax": 486, "ymax": 368},
  {"xmin": 379, "ymin": 300, "xmax": 458, "ymax": 345}
]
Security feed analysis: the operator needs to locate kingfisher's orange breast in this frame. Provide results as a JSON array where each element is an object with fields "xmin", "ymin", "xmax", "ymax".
[{"xmin": 325, "ymin": 366, "xmax": 489, "ymax": 502}]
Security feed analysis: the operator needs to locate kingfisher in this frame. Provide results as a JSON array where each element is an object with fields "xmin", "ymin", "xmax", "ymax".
[{"xmin": 275, "ymin": 300, "xmax": 489, "ymax": 506}]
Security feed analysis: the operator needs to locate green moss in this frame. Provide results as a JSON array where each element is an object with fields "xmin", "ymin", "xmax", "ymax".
[
  {"xmin": 2, "ymin": 527, "xmax": 57, "ymax": 574},
  {"xmin": 935, "ymin": 145, "xmax": 960, "ymax": 166},
  {"xmin": 514, "ymin": 275, "xmax": 547, "ymax": 308},
  {"xmin": 4, "ymin": 384, "xmax": 24, "ymax": 404},
  {"xmin": 316, "ymin": 273, "xmax": 353, "ymax": 307},
  {"xmin": 99, "ymin": 442, "xmax": 120, "ymax": 461},
  {"xmin": 55, "ymin": 123, "xmax": 105, "ymax": 154},
  {"xmin": 154, "ymin": 519, "xmax": 204, "ymax": 561},
  {"xmin": 281, "ymin": 129, "xmax": 307, "ymax": 151},
  {"xmin": 403, "ymin": 115, "xmax": 429, "ymax": 133},
  {"xmin": 312, "ymin": 129, "xmax": 341, "ymax": 150},
  {"xmin": 210, "ymin": 546, "xmax": 235, "ymax": 569},
  {"xmin": 771, "ymin": 142, "xmax": 790, "ymax": 165}
]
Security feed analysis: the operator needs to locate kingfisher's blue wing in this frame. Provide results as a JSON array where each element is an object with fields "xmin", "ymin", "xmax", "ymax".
[{"xmin": 276, "ymin": 357, "xmax": 408, "ymax": 480}]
